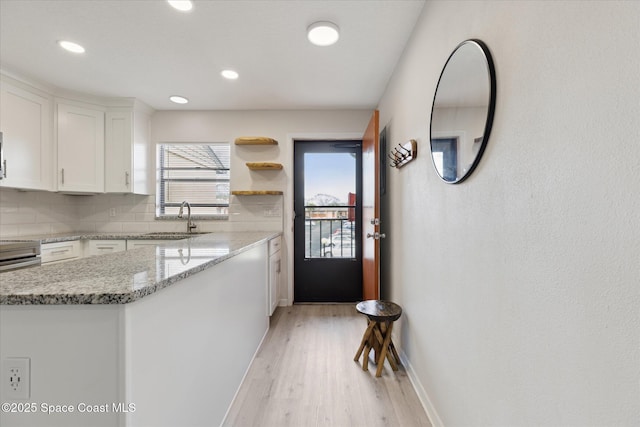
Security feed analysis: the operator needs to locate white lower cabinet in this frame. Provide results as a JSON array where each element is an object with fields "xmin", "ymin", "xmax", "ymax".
[
  {"xmin": 86, "ymin": 240, "xmax": 126, "ymax": 257},
  {"xmin": 40, "ymin": 239, "xmax": 168, "ymax": 263},
  {"xmin": 126, "ymin": 240, "xmax": 170, "ymax": 250},
  {"xmin": 268, "ymin": 236, "xmax": 281, "ymax": 316},
  {"xmin": 41, "ymin": 241, "xmax": 82, "ymax": 265}
]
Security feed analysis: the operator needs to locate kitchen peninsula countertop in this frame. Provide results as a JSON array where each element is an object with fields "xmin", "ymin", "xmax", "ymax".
[{"xmin": 0, "ymin": 231, "xmax": 280, "ymax": 305}]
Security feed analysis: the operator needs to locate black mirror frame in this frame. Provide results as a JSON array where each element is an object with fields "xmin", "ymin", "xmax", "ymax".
[{"xmin": 429, "ymin": 39, "xmax": 497, "ymax": 184}]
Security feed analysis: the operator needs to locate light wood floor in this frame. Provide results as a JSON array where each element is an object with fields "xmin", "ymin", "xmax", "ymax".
[{"xmin": 223, "ymin": 304, "xmax": 432, "ymax": 427}]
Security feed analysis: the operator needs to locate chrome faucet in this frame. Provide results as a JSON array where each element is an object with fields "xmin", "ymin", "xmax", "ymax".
[{"xmin": 177, "ymin": 201, "xmax": 197, "ymax": 233}]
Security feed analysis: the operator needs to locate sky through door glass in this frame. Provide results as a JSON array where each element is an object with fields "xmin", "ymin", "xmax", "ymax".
[{"xmin": 304, "ymin": 153, "xmax": 355, "ymax": 205}]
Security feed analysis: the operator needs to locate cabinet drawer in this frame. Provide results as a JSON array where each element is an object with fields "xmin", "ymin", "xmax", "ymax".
[
  {"xmin": 87, "ymin": 240, "xmax": 126, "ymax": 256},
  {"xmin": 126, "ymin": 240, "xmax": 168, "ymax": 250},
  {"xmin": 41, "ymin": 241, "xmax": 81, "ymax": 264},
  {"xmin": 268, "ymin": 236, "xmax": 282, "ymax": 256}
]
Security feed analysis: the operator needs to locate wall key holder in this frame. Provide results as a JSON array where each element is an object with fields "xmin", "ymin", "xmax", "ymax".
[{"xmin": 389, "ymin": 139, "xmax": 417, "ymax": 168}]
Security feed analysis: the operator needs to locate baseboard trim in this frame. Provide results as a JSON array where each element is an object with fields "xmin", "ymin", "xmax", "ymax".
[{"xmin": 399, "ymin": 349, "xmax": 444, "ymax": 427}]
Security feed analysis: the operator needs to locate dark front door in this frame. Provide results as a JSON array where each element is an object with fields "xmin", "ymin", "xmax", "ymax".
[{"xmin": 294, "ymin": 140, "xmax": 363, "ymax": 302}]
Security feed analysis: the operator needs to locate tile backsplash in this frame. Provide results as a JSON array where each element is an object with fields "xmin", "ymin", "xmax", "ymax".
[{"xmin": 0, "ymin": 187, "xmax": 283, "ymax": 238}]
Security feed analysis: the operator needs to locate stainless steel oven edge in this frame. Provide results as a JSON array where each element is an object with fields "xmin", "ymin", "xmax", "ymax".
[{"xmin": 0, "ymin": 240, "xmax": 42, "ymax": 271}]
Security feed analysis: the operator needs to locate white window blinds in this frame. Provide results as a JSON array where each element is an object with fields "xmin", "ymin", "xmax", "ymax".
[{"xmin": 157, "ymin": 143, "xmax": 230, "ymax": 217}]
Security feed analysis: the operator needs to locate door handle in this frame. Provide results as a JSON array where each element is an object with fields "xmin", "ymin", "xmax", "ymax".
[{"xmin": 366, "ymin": 232, "xmax": 386, "ymax": 240}]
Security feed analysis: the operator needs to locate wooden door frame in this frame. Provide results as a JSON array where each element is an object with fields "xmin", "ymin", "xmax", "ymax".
[{"xmin": 362, "ymin": 111, "xmax": 380, "ymax": 301}]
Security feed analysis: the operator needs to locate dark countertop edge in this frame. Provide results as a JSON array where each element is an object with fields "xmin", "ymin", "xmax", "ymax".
[{"xmin": 0, "ymin": 233, "xmax": 279, "ymax": 306}]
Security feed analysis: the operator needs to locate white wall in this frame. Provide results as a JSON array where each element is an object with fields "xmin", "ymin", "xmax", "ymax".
[{"xmin": 378, "ymin": 1, "xmax": 640, "ymax": 425}]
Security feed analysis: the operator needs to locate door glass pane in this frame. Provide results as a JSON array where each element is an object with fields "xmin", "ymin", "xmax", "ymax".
[{"xmin": 304, "ymin": 153, "xmax": 357, "ymax": 259}]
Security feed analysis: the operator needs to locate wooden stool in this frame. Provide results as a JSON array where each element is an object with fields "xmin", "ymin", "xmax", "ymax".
[{"xmin": 353, "ymin": 300, "xmax": 402, "ymax": 377}]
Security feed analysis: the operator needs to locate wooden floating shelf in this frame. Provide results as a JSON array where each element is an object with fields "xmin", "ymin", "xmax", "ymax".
[
  {"xmin": 232, "ymin": 191, "xmax": 283, "ymax": 196},
  {"xmin": 246, "ymin": 162, "xmax": 283, "ymax": 170},
  {"xmin": 234, "ymin": 137, "xmax": 278, "ymax": 145}
]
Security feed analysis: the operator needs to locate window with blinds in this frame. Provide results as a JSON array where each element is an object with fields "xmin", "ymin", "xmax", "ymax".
[{"xmin": 156, "ymin": 143, "xmax": 230, "ymax": 217}]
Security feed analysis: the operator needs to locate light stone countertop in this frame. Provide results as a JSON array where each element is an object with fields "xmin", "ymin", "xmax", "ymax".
[{"xmin": 0, "ymin": 231, "xmax": 280, "ymax": 305}]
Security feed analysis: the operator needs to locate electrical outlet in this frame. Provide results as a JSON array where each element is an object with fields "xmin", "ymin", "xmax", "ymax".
[
  {"xmin": 109, "ymin": 207, "xmax": 117, "ymax": 217},
  {"xmin": 3, "ymin": 358, "xmax": 30, "ymax": 399}
]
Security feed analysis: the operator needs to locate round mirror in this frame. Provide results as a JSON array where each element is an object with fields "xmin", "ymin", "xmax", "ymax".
[{"xmin": 430, "ymin": 39, "xmax": 496, "ymax": 183}]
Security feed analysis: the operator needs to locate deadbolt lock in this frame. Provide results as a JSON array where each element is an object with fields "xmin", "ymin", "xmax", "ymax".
[{"xmin": 366, "ymin": 232, "xmax": 386, "ymax": 240}]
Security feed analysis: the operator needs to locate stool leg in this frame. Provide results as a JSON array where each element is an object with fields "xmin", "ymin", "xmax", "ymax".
[
  {"xmin": 389, "ymin": 340, "xmax": 401, "ymax": 366},
  {"xmin": 354, "ymin": 320, "xmax": 376, "ymax": 362},
  {"xmin": 376, "ymin": 321, "xmax": 395, "ymax": 377},
  {"xmin": 385, "ymin": 343, "xmax": 399, "ymax": 371},
  {"xmin": 363, "ymin": 342, "xmax": 371, "ymax": 371},
  {"xmin": 372, "ymin": 324, "xmax": 385, "ymax": 361}
]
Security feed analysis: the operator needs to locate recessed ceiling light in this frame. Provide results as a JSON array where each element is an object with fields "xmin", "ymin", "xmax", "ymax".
[
  {"xmin": 58, "ymin": 40, "xmax": 85, "ymax": 54},
  {"xmin": 221, "ymin": 70, "xmax": 239, "ymax": 80},
  {"xmin": 167, "ymin": 0, "xmax": 193, "ymax": 12},
  {"xmin": 307, "ymin": 21, "xmax": 340, "ymax": 47},
  {"xmin": 169, "ymin": 95, "xmax": 189, "ymax": 104}
]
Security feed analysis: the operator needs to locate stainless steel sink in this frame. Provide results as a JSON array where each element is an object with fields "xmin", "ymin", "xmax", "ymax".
[{"xmin": 138, "ymin": 232, "xmax": 210, "ymax": 240}]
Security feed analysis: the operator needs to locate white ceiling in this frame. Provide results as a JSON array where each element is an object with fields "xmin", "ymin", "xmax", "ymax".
[{"xmin": 0, "ymin": 0, "xmax": 425, "ymax": 111}]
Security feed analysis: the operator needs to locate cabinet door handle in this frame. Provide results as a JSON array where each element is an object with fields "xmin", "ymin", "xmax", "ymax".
[
  {"xmin": 3, "ymin": 160, "xmax": 6, "ymax": 178},
  {"xmin": 50, "ymin": 250, "xmax": 69, "ymax": 255},
  {"xmin": 125, "ymin": 172, "xmax": 130, "ymax": 186},
  {"xmin": 61, "ymin": 168, "xmax": 65, "ymax": 185}
]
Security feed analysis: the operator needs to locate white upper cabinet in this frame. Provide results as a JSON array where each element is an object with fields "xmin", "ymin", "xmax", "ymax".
[
  {"xmin": 105, "ymin": 102, "xmax": 152, "ymax": 194},
  {"xmin": 0, "ymin": 72, "xmax": 154, "ymax": 194},
  {"xmin": 0, "ymin": 78, "xmax": 53, "ymax": 190},
  {"xmin": 56, "ymin": 102, "xmax": 105, "ymax": 193}
]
